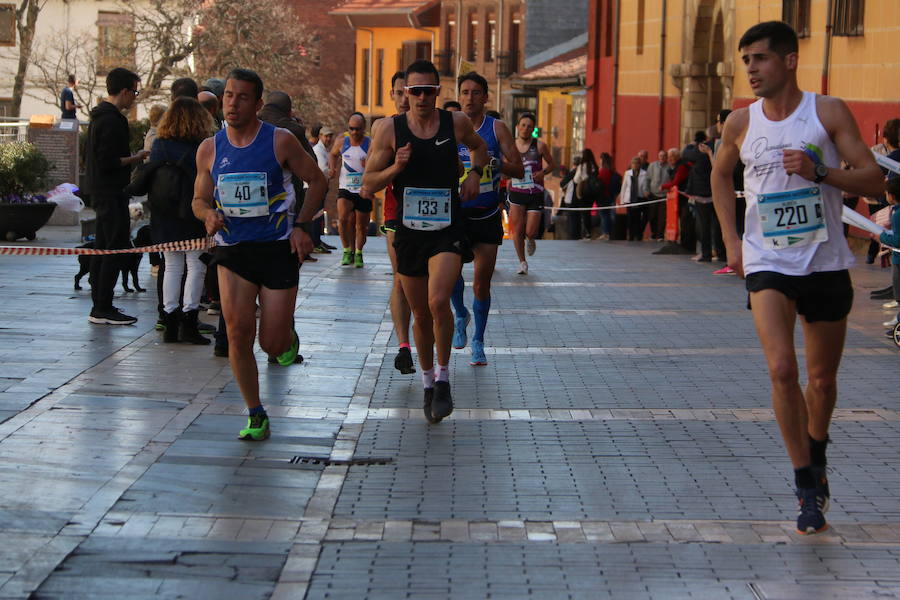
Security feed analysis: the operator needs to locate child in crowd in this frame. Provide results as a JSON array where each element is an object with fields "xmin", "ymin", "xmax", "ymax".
[{"xmin": 878, "ymin": 177, "xmax": 900, "ymax": 333}]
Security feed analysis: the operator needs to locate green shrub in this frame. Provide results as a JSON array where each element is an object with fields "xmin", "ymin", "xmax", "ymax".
[{"xmin": 0, "ymin": 141, "xmax": 52, "ymax": 201}]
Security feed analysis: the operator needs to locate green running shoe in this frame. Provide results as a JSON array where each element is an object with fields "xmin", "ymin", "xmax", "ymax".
[
  {"xmin": 276, "ymin": 331, "xmax": 299, "ymax": 366},
  {"xmin": 340, "ymin": 249, "xmax": 352, "ymax": 266},
  {"xmin": 238, "ymin": 413, "xmax": 270, "ymax": 441},
  {"xmin": 354, "ymin": 251, "xmax": 364, "ymax": 268}
]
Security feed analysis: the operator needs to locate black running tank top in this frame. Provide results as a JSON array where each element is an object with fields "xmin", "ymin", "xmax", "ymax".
[{"xmin": 392, "ymin": 109, "xmax": 461, "ymax": 229}]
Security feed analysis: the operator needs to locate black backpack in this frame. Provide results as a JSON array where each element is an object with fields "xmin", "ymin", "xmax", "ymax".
[
  {"xmin": 126, "ymin": 144, "xmax": 197, "ymax": 220},
  {"xmin": 149, "ymin": 147, "xmax": 196, "ymax": 220},
  {"xmin": 583, "ymin": 173, "xmax": 604, "ymax": 199}
]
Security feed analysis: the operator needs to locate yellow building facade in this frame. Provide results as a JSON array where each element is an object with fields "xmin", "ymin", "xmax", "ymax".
[
  {"xmin": 587, "ymin": 0, "xmax": 900, "ymax": 169},
  {"xmin": 350, "ymin": 26, "xmax": 437, "ymax": 117},
  {"xmin": 329, "ymin": 0, "xmax": 442, "ymax": 120}
]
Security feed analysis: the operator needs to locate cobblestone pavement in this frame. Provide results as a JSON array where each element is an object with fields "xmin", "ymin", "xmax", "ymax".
[{"xmin": 0, "ymin": 226, "xmax": 898, "ymax": 599}]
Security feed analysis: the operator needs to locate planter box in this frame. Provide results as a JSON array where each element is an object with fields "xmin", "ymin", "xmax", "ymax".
[{"xmin": 0, "ymin": 202, "xmax": 57, "ymax": 241}]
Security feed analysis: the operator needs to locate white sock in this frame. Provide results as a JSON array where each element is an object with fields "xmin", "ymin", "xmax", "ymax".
[
  {"xmin": 435, "ymin": 364, "xmax": 449, "ymax": 383},
  {"xmin": 421, "ymin": 368, "xmax": 434, "ymax": 389}
]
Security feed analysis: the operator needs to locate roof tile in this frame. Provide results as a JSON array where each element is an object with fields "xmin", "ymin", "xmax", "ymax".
[{"xmin": 331, "ymin": 0, "xmax": 435, "ymax": 14}]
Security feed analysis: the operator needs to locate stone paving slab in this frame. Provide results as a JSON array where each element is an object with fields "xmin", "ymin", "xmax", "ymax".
[
  {"xmin": 334, "ymin": 418, "xmax": 900, "ymax": 522},
  {"xmin": 373, "ymin": 352, "xmax": 899, "ymax": 410},
  {"xmin": 305, "ymin": 542, "xmax": 900, "ymax": 599},
  {"xmin": 0, "ymin": 229, "xmax": 897, "ymax": 598}
]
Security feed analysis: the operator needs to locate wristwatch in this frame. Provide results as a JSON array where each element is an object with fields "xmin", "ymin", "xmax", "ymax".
[
  {"xmin": 813, "ymin": 163, "xmax": 829, "ymax": 183},
  {"xmin": 292, "ymin": 221, "xmax": 313, "ymax": 236},
  {"xmin": 470, "ymin": 164, "xmax": 484, "ymax": 178}
]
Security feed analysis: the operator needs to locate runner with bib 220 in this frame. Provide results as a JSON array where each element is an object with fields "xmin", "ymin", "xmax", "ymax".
[{"xmin": 711, "ymin": 22, "xmax": 884, "ymax": 535}]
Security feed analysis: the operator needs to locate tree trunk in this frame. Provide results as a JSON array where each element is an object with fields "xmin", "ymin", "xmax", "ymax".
[{"xmin": 12, "ymin": 0, "xmax": 42, "ymax": 118}]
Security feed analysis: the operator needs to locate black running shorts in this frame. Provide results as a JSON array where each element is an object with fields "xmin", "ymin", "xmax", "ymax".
[
  {"xmin": 463, "ymin": 209, "xmax": 504, "ymax": 246},
  {"xmin": 507, "ymin": 191, "xmax": 544, "ymax": 211},
  {"xmin": 338, "ymin": 190, "xmax": 373, "ymax": 213},
  {"xmin": 393, "ymin": 226, "xmax": 473, "ymax": 277},
  {"xmin": 745, "ymin": 269, "xmax": 853, "ymax": 323},
  {"xmin": 212, "ymin": 240, "xmax": 300, "ymax": 290}
]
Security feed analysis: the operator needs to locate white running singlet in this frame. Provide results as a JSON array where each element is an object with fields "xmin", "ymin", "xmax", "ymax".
[
  {"xmin": 740, "ymin": 91, "xmax": 854, "ymax": 276},
  {"xmin": 338, "ymin": 136, "xmax": 370, "ymax": 193}
]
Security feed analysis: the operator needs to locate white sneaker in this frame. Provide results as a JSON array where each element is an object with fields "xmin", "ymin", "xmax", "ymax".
[
  {"xmin": 526, "ymin": 238, "xmax": 536, "ymax": 256},
  {"xmin": 516, "ymin": 261, "xmax": 528, "ymax": 275},
  {"xmin": 882, "ymin": 300, "xmax": 899, "ymax": 309},
  {"xmin": 882, "ymin": 317, "xmax": 899, "ymax": 328}
]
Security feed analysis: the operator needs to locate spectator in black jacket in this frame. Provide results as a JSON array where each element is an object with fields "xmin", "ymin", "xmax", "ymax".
[
  {"xmin": 83, "ymin": 67, "xmax": 148, "ymax": 325},
  {"xmin": 684, "ymin": 130, "xmax": 724, "ymax": 262},
  {"xmin": 257, "ymin": 91, "xmax": 320, "ymax": 255}
]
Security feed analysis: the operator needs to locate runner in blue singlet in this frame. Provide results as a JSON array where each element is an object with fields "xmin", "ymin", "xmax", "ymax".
[
  {"xmin": 192, "ymin": 69, "xmax": 327, "ymax": 441},
  {"xmin": 450, "ymin": 71, "xmax": 524, "ymax": 366}
]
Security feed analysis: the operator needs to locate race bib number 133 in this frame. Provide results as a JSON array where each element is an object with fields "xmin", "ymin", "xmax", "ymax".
[{"xmin": 402, "ymin": 187, "xmax": 451, "ymax": 231}]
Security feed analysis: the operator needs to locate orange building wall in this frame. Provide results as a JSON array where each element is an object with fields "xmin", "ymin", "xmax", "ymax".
[{"xmin": 353, "ymin": 27, "xmax": 437, "ymax": 117}]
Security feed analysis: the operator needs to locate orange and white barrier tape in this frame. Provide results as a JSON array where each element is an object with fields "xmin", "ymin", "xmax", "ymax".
[
  {"xmin": 0, "ymin": 237, "xmax": 214, "ymax": 256},
  {"xmin": 554, "ymin": 197, "xmax": 667, "ymax": 211}
]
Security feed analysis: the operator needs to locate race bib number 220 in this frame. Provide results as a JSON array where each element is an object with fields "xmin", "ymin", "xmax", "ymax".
[{"xmin": 757, "ymin": 186, "xmax": 828, "ymax": 250}]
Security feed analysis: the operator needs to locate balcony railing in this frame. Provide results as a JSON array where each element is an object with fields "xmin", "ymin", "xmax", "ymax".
[
  {"xmin": 498, "ymin": 50, "xmax": 520, "ymax": 78},
  {"xmin": 435, "ymin": 49, "xmax": 455, "ymax": 77}
]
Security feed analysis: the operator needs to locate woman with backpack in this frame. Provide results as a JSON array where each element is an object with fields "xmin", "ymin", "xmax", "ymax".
[
  {"xmin": 573, "ymin": 149, "xmax": 604, "ymax": 240},
  {"xmin": 148, "ymin": 97, "xmax": 216, "ymax": 344}
]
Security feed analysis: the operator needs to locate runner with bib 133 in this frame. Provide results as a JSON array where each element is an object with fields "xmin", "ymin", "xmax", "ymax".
[{"xmin": 362, "ymin": 59, "xmax": 488, "ymax": 424}]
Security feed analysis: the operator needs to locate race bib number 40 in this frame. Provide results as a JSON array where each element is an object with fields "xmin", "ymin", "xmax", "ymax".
[
  {"xmin": 402, "ymin": 187, "xmax": 451, "ymax": 231},
  {"xmin": 218, "ymin": 172, "xmax": 269, "ymax": 218},
  {"xmin": 758, "ymin": 186, "xmax": 828, "ymax": 250}
]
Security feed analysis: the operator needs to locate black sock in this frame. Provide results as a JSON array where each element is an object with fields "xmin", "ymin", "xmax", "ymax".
[
  {"xmin": 795, "ymin": 466, "xmax": 816, "ymax": 489},
  {"xmin": 809, "ymin": 435, "xmax": 829, "ymax": 468}
]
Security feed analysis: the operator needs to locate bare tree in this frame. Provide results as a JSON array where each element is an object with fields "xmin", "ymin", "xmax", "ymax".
[
  {"xmin": 295, "ymin": 73, "xmax": 354, "ymax": 129},
  {"xmin": 126, "ymin": 0, "xmax": 199, "ymax": 102},
  {"xmin": 25, "ymin": 31, "xmax": 105, "ymax": 119},
  {"xmin": 193, "ymin": 0, "xmax": 314, "ymax": 101},
  {"xmin": 10, "ymin": 0, "xmax": 48, "ymax": 117},
  {"xmin": 21, "ymin": 0, "xmax": 335, "ymax": 124},
  {"xmin": 24, "ymin": 0, "xmax": 198, "ymax": 117}
]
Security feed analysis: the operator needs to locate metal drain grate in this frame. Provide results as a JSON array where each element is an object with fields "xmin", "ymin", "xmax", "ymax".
[{"xmin": 290, "ymin": 456, "xmax": 394, "ymax": 466}]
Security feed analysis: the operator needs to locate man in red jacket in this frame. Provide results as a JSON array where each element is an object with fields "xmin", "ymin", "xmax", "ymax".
[{"xmin": 661, "ymin": 148, "xmax": 693, "ymax": 251}]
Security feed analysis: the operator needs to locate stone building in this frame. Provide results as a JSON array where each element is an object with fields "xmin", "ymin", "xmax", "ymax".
[{"xmin": 586, "ymin": 0, "xmax": 900, "ymax": 172}]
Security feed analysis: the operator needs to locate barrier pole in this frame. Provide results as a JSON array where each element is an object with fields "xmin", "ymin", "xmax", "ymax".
[{"xmin": 664, "ymin": 186, "xmax": 680, "ymax": 242}]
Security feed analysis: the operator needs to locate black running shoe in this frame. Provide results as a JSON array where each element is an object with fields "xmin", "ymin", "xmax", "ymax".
[
  {"xmin": 213, "ymin": 344, "xmax": 229, "ymax": 358},
  {"xmin": 422, "ymin": 387, "xmax": 441, "ymax": 424},
  {"xmin": 811, "ymin": 466, "xmax": 830, "ymax": 514},
  {"xmin": 795, "ymin": 487, "xmax": 828, "ymax": 535},
  {"xmin": 430, "ymin": 380, "xmax": 453, "ymax": 419},
  {"xmin": 394, "ymin": 347, "xmax": 415, "ymax": 374},
  {"xmin": 88, "ymin": 307, "xmax": 137, "ymax": 325}
]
